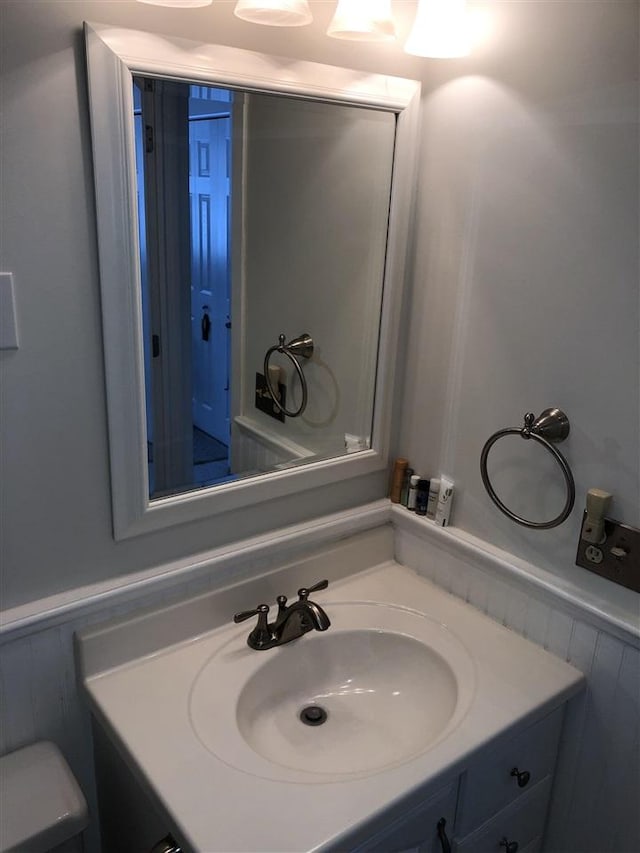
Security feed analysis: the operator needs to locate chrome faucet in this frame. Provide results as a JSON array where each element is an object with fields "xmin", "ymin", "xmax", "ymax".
[{"xmin": 233, "ymin": 580, "xmax": 331, "ymax": 650}]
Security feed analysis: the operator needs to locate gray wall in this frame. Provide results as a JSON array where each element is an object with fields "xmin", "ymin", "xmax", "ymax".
[
  {"xmin": 1, "ymin": 1, "xmax": 638, "ymax": 619},
  {"xmin": 398, "ymin": 1, "xmax": 639, "ymax": 592},
  {"xmin": 0, "ymin": 0, "xmax": 405, "ymax": 609}
]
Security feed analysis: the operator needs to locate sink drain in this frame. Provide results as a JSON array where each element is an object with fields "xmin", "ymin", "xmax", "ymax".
[{"xmin": 299, "ymin": 704, "xmax": 328, "ymax": 726}]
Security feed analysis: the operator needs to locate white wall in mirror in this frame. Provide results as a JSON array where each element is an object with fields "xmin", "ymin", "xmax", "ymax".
[
  {"xmin": 238, "ymin": 93, "xmax": 395, "ymax": 459},
  {"xmin": 85, "ymin": 21, "xmax": 420, "ymax": 539}
]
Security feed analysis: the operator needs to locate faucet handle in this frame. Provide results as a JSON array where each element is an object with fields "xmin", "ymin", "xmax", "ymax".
[
  {"xmin": 233, "ymin": 603, "xmax": 270, "ymax": 623},
  {"xmin": 297, "ymin": 579, "xmax": 329, "ymax": 601},
  {"xmin": 233, "ymin": 604, "xmax": 276, "ymax": 650}
]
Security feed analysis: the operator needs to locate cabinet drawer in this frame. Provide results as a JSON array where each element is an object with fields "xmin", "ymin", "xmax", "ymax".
[
  {"xmin": 518, "ymin": 836, "xmax": 542, "ymax": 853},
  {"xmin": 454, "ymin": 776, "xmax": 551, "ymax": 853},
  {"xmin": 456, "ymin": 708, "xmax": 562, "ymax": 835},
  {"xmin": 349, "ymin": 780, "xmax": 458, "ymax": 853}
]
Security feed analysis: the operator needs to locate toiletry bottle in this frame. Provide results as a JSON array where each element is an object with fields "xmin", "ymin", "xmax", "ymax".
[
  {"xmin": 407, "ymin": 474, "xmax": 420, "ymax": 510},
  {"xmin": 435, "ymin": 477, "xmax": 454, "ymax": 527},
  {"xmin": 426, "ymin": 478, "xmax": 440, "ymax": 520},
  {"xmin": 416, "ymin": 479, "xmax": 430, "ymax": 516},
  {"xmin": 390, "ymin": 458, "xmax": 408, "ymax": 503},
  {"xmin": 400, "ymin": 467, "xmax": 414, "ymax": 506}
]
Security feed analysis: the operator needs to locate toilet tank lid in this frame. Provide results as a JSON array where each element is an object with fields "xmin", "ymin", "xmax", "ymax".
[{"xmin": 0, "ymin": 741, "xmax": 88, "ymax": 853}]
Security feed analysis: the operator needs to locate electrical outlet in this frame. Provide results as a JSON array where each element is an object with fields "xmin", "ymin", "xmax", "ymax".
[
  {"xmin": 575, "ymin": 512, "xmax": 640, "ymax": 592},
  {"xmin": 584, "ymin": 545, "xmax": 603, "ymax": 564}
]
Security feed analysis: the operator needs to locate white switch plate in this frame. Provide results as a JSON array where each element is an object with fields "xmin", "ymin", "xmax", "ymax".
[{"xmin": 0, "ymin": 272, "xmax": 19, "ymax": 349}]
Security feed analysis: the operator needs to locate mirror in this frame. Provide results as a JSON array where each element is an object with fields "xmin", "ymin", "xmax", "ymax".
[
  {"xmin": 133, "ymin": 79, "xmax": 395, "ymax": 499},
  {"xmin": 85, "ymin": 22, "xmax": 420, "ymax": 538}
]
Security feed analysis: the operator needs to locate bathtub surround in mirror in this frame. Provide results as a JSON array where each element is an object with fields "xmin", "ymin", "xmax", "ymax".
[
  {"xmin": 85, "ymin": 22, "xmax": 420, "ymax": 539},
  {"xmin": 134, "ymin": 78, "xmax": 395, "ymax": 499}
]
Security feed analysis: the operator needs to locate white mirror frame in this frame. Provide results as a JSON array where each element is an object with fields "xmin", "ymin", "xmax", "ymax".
[{"xmin": 84, "ymin": 21, "xmax": 421, "ymax": 540}]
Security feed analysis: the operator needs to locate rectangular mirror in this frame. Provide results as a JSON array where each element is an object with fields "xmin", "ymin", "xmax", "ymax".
[
  {"xmin": 135, "ymin": 79, "xmax": 395, "ymax": 499},
  {"xmin": 85, "ymin": 22, "xmax": 420, "ymax": 538}
]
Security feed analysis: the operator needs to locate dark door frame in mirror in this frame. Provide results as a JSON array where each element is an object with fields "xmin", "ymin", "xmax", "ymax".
[{"xmin": 84, "ymin": 21, "xmax": 421, "ymax": 540}]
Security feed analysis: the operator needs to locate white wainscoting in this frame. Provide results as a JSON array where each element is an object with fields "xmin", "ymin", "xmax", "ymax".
[
  {"xmin": 0, "ymin": 502, "xmax": 390, "ymax": 853},
  {"xmin": 2, "ymin": 616, "xmax": 100, "ymax": 852},
  {"xmin": 232, "ymin": 415, "xmax": 311, "ymax": 474},
  {"xmin": 1, "ymin": 501, "xmax": 638, "ymax": 853},
  {"xmin": 392, "ymin": 507, "xmax": 640, "ymax": 853}
]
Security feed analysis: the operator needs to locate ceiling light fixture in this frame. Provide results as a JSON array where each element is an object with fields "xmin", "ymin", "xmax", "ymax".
[
  {"xmin": 136, "ymin": 0, "xmax": 213, "ymax": 7},
  {"xmin": 327, "ymin": 0, "xmax": 396, "ymax": 42},
  {"xmin": 233, "ymin": 0, "xmax": 313, "ymax": 27},
  {"xmin": 404, "ymin": 0, "xmax": 470, "ymax": 58},
  {"xmin": 136, "ymin": 0, "xmax": 472, "ymax": 57}
]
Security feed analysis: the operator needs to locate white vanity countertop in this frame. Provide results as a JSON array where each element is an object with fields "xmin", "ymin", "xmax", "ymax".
[{"xmin": 79, "ymin": 560, "xmax": 584, "ymax": 853}]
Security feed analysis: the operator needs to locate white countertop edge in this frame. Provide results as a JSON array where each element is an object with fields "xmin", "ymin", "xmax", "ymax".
[{"xmin": 84, "ymin": 676, "xmax": 578, "ymax": 853}]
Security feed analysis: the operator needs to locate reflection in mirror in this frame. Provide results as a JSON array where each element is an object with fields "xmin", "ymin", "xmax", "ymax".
[
  {"xmin": 133, "ymin": 80, "xmax": 234, "ymax": 498},
  {"xmin": 133, "ymin": 78, "xmax": 396, "ymax": 500}
]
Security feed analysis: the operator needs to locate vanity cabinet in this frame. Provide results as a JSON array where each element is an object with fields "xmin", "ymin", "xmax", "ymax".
[
  {"xmin": 348, "ymin": 707, "xmax": 563, "ymax": 853},
  {"xmin": 349, "ymin": 780, "xmax": 458, "ymax": 853},
  {"xmin": 453, "ymin": 779, "xmax": 551, "ymax": 853},
  {"xmin": 91, "ymin": 706, "xmax": 564, "ymax": 853},
  {"xmin": 92, "ymin": 723, "xmax": 179, "ymax": 853},
  {"xmin": 455, "ymin": 708, "xmax": 563, "ymax": 839},
  {"xmin": 78, "ymin": 554, "xmax": 583, "ymax": 853}
]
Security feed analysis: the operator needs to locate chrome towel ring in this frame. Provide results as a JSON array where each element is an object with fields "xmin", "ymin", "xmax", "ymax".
[
  {"xmin": 480, "ymin": 408, "xmax": 575, "ymax": 530},
  {"xmin": 263, "ymin": 333, "xmax": 314, "ymax": 418}
]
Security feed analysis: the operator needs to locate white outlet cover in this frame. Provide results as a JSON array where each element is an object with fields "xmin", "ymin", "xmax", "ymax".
[{"xmin": 0, "ymin": 272, "xmax": 19, "ymax": 349}]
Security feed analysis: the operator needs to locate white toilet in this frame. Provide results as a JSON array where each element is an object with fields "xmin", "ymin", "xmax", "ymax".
[{"xmin": 0, "ymin": 741, "xmax": 88, "ymax": 853}]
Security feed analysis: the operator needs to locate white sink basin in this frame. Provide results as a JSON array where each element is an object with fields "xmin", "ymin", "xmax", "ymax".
[{"xmin": 189, "ymin": 602, "xmax": 476, "ymax": 782}]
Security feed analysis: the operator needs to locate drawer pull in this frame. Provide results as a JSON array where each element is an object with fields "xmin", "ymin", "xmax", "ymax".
[
  {"xmin": 150, "ymin": 835, "xmax": 182, "ymax": 853},
  {"xmin": 437, "ymin": 817, "xmax": 451, "ymax": 853},
  {"xmin": 510, "ymin": 766, "xmax": 531, "ymax": 788},
  {"xmin": 500, "ymin": 838, "xmax": 519, "ymax": 853}
]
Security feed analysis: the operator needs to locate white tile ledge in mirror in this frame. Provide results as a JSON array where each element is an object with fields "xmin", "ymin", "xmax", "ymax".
[{"xmin": 84, "ymin": 22, "xmax": 420, "ymax": 539}]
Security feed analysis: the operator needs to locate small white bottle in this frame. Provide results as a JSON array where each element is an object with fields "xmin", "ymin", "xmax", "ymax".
[
  {"xmin": 435, "ymin": 477, "xmax": 454, "ymax": 527},
  {"xmin": 426, "ymin": 478, "xmax": 440, "ymax": 520}
]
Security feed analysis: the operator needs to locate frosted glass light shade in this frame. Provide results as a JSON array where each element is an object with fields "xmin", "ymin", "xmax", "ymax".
[
  {"xmin": 136, "ymin": 0, "xmax": 213, "ymax": 6},
  {"xmin": 234, "ymin": 0, "xmax": 312, "ymax": 26},
  {"xmin": 404, "ymin": 0, "xmax": 470, "ymax": 57},
  {"xmin": 327, "ymin": 0, "xmax": 396, "ymax": 41}
]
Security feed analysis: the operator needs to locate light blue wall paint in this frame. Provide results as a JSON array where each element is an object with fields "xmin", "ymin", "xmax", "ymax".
[{"xmin": 1, "ymin": 1, "xmax": 638, "ymax": 616}]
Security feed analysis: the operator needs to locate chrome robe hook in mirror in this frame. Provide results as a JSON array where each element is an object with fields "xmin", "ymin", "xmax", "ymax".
[{"xmin": 263, "ymin": 333, "xmax": 314, "ymax": 418}]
